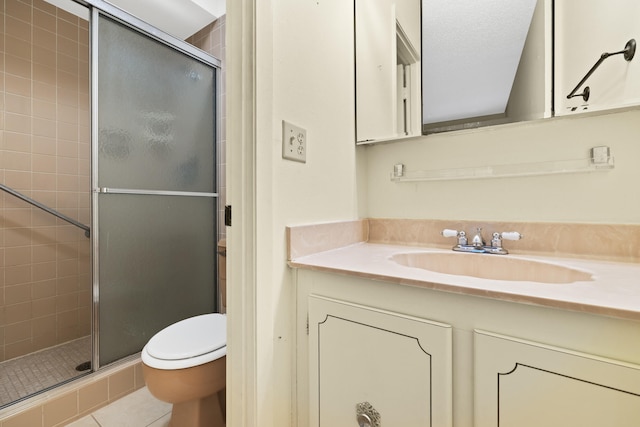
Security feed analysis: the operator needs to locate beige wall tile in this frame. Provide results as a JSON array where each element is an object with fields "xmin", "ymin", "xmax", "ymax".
[
  {"xmin": 32, "ymin": 330, "xmax": 57, "ymax": 350},
  {"xmin": 58, "ymin": 20, "xmax": 78, "ymax": 42},
  {"xmin": 6, "ymin": 35, "xmax": 31, "ymax": 61},
  {"xmin": 56, "ymin": 293, "xmax": 78, "ymax": 312},
  {"xmin": 33, "ymin": 61, "xmax": 57, "ymax": 83},
  {"xmin": 33, "ymin": 244, "xmax": 57, "ymax": 263},
  {"xmin": 32, "ymin": 299, "xmax": 56, "ymax": 319},
  {"xmin": 57, "ymin": 8, "xmax": 78, "ymax": 26},
  {"xmin": 5, "ymin": 338, "xmax": 32, "ymax": 360},
  {"xmin": 32, "ymin": 209, "xmax": 57, "ymax": 227},
  {"xmin": 5, "ymin": 319, "xmax": 31, "ymax": 343},
  {"xmin": 4, "ymin": 150, "xmax": 31, "ymax": 172},
  {"xmin": 33, "ymin": 313, "xmax": 56, "ymax": 336},
  {"xmin": 32, "ymin": 279, "xmax": 56, "ymax": 299},
  {"xmin": 6, "ymin": 74, "xmax": 31, "ymax": 96},
  {"xmin": 58, "ymin": 104, "xmax": 78, "ymax": 124},
  {"xmin": 5, "ymin": 246, "xmax": 32, "ymax": 266},
  {"xmin": 2, "ymin": 208, "xmax": 31, "ymax": 228},
  {"xmin": 5, "ymin": 112, "xmax": 31, "ymax": 134},
  {"xmin": 33, "ymin": 99, "xmax": 56, "ymax": 121},
  {"xmin": 34, "ymin": 0, "xmax": 57, "ymax": 15},
  {"xmin": 108, "ymin": 366, "xmax": 135, "ymax": 401},
  {"xmin": 56, "ymin": 174, "xmax": 78, "ymax": 192},
  {"xmin": 31, "ymin": 190, "xmax": 56, "ymax": 208},
  {"xmin": 57, "ymin": 309, "xmax": 78, "ymax": 331},
  {"xmin": 5, "ymin": 283, "xmax": 32, "ymax": 305},
  {"xmin": 59, "ymin": 123, "xmax": 79, "ymax": 142},
  {"xmin": 5, "ymin": 131, "xmax": 32, "ymax": 153},
  {"xmin": 33, "ymin": 81, "xmax": 56, "ymax": 101},
  {"xmin": 43, "ymin": 391, "xmax": 78, "ymax": 427},
  {"xmin": 33, "ymin": 136, "xmax": 57, "ymax": 155},
  {"xmin": 33, "ymin": 172, "xmax": 57, "ymax": 191},
  {"xmin": 5, "ymin": 264, "xmax": 31, "ymax": 286},
  {"xmin": 57, "ymin": 157, "xmax": 78, "ymax": 175},
  {"xmin": 5, "ymin": 16, "xmax": 31, "ymax": 43},
  {"xmin": 34, "ymin": 10, "xmax": 57, "ymax": 36},
  {"xmin": 3, "ymin": 406, "xmax": 42, "ymax": 427},
  {"xmin": 32, "ymin": 154, "xmax": 56, "ymax": 173},
  {"xmin": 33, "ymin": 261, "xmax": 56, "ymax": 282},
  {"xmin": 134, "ymin": 362, "xmax": 146, "ymax": 389},
  {"xmin": 32, "ymin": 226, "xmax": 56, "ymax": 244},
  {"xmin": 5, "ymin": 93, "xmax": 31, "ymax": 115},
  {"xmin": 78, "ymin": 379, "xmax": 108, "ymax": 415},
  {"xmin": 33, "ymin": 117, "xmax": 56, "ymax": 138},
  {"xmin": 6, "ymin": 54, "xmax": 32, "ymax": 79},
  {"xmin": 4, "ymin": 169, "xmax": 31, "ymax": 189}
]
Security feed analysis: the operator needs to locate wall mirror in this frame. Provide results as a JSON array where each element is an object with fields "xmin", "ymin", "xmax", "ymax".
[{"xmin": 355, "ymin": 0, "xmax": 640, "ymax": 144}]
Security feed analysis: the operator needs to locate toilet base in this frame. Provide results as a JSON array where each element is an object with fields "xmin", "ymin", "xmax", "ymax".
[
  {"xmin": 143, "ymin": 356, "xmax": 226, "ymax": 427},
  {"xmin": 169, "ymin": 389, "xmax": 225, "ymax": 427}
]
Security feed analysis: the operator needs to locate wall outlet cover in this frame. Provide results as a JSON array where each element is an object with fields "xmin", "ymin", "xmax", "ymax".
[{"xmin": 282, "ymin": 120, "xmax": 307, "ymax": 163}]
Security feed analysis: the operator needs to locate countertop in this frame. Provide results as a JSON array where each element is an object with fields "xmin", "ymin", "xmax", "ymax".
[{"xmin": 289, "ymin": 242, "xmax": 640, "ymax": 322}]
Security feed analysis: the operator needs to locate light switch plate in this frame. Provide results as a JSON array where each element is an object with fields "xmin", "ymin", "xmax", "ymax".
[{"xmin": 282, "ymin": 120, "xmax": 307, "ymax": 163}]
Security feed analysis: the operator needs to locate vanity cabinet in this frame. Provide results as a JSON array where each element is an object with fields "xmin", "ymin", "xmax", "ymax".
[
  {"xmin": 308, "ymin": 295, "xmax": 453, "ymax": 427},
  {"xmin": 474, "ymin": 330, "xmax": 640, "ymax": 427},
  {"xmin": 294, "ymin": 269, "xmax": 640, "ymax": 427}
]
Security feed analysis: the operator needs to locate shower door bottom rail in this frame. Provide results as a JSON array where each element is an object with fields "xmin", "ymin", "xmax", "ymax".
[{"xmin": 0, "ymin": 183, "xmax": 91, "ymax": 238}]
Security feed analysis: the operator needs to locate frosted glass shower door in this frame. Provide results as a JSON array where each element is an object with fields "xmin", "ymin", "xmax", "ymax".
[{"xmin": 96, "ymin": 15, "xmax": 217, "ymax": 366}]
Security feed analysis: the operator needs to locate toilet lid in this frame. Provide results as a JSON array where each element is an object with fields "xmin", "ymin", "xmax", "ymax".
[{"xmin": 145, "ymin": 313, "xmax": 226, "ymax": 361}]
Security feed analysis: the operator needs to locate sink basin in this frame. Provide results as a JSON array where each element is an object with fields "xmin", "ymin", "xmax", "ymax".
[{"xmin": 391, "ymin": 252, "xmax": 593, "ymax": 284}]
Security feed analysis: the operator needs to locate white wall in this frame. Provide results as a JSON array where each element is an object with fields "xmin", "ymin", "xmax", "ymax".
[
  {"xmin": 362, "ymin": 109, "xmax": 640, "ymax": 224},
  {"xmin": 253, "ymin": 0, "xmax": 358, "ymax": 425}
]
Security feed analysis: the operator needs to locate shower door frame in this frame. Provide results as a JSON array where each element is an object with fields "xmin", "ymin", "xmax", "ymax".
[{"xmin": 82, "ymin": 0, "xmax": 222, "ymax": 370}]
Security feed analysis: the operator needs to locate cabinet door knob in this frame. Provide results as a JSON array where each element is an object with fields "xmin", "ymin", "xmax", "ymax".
[
  {"xmin": 356, "ymin": 402, "xmax": 380, "ymax": 427},
  {"xmin": 357, "ymin": 413, "xmax": 372, "ymax": 427}
]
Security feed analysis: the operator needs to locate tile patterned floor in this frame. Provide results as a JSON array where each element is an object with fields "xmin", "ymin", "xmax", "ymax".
[
  {"xmin": 0, "ymin": 337, "xmax": 92, "ymax": 407},
  {"xmin": 65, "ymin": 387, "xmax": 171, "ymax": 427}
]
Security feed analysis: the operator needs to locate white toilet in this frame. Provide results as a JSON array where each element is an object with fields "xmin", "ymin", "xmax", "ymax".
[{"xmin": 142, "ymin": 313, "xmax": 226, "ymax": 427}]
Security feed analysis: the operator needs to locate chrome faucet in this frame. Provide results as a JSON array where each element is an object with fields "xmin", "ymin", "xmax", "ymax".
[
  {"xmin": 441, "ymin": 228, "xmax": 523, "ymax": 255},
  {"xmin": 471, "ymin": 227, "xmax": 485, "ymax": 249}
]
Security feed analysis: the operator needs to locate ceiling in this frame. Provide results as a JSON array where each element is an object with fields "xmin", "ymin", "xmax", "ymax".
[
  {"xmin": 105, "ymin": 0, "xmax": 226, "ymax": 39},
  {"xmin": 47, "ymin": 0, "xmax": 226, "ymax": 40}
]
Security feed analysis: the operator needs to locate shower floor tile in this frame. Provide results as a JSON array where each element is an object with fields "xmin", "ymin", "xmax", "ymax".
[{"xmin": 0, "ymin": 337, "xmax": 92, "ymax": 407}]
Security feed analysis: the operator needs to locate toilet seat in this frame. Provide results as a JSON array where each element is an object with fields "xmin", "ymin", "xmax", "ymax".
[{"xmin": 142, "ymin": 313, "xmax": 226, "ymax": 370}]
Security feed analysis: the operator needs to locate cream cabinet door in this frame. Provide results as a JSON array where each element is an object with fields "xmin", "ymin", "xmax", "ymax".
[
  {"xmin": 309, "ymin": 295, "xmax": 452, "ymax": 427},
  {"xmin": 474, "ymin": 330, "xmax": 640, "ymax": 427}
]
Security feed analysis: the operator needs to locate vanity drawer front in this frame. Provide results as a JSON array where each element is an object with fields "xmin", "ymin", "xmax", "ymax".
[{"xmin": 309, "ymin": 295, "xmax": 452, "ymax": 427}]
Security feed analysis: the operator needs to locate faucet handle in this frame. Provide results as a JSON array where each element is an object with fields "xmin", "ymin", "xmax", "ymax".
[
  {"xmin": 441, "ymin": 229, "xmax": 467, "ymax": 246},
  {"xmin": 441, "ymin": 229, "xmax": 459, "ymax": 238},
  {"xmin": 501, "ymin": 231, "xmax": 523, "ymax": 241}
]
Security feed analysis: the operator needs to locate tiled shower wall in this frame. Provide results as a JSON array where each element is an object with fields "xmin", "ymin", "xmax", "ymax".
[
  {"xmin": 186, "ymin": 15, "xmax": 226, "ymax": 242},
  {"xmin": 0, "ymin": 0, "xmax": 91, "ymax": 362}
]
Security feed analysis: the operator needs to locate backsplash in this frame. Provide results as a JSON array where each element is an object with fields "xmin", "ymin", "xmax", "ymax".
[{"xmin": 288, "ymin": 219, "xmax": 640, "ymax": 263}]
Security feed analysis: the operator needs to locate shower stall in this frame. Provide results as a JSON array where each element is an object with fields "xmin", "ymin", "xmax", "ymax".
[{"xmin": 0, "ymin": 0, "xmax": 220, "ymax": 408}]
